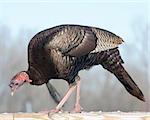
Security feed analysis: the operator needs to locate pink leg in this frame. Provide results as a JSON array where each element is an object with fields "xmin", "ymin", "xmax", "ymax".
[
  {"xmin": 71, "ymin": 76, "xmax": 82, "ymax": 113},
  {"xmin": 49, "ymin": 83, "xmax": 77, "ymax": 113}
]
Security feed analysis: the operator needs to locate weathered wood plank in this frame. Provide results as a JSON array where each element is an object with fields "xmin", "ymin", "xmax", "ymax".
[{"xmin": 0, "ymin": 112, "xmax": 150, "ymax": 120}]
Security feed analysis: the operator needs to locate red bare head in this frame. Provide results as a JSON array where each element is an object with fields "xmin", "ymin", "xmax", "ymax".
[{"xmin": 9, "ymin": 71, "xmax": 32, "ymax": 96}]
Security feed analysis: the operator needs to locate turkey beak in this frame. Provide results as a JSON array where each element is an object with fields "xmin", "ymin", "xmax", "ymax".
[
  {"xmin": 11, "ymin": 91, "xmax": 14, "ymax": 96},
  {"xmin": 10, "ymin": 88, "xmax": 16, "ymax": 96},
  {"xmin": 9, "ymin": 84, "xmax": 16, "ymax": 96}
]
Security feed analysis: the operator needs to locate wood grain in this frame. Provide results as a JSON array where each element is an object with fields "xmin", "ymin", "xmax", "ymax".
[{"xmin": 0, "ymin": 112, "xmax": 150, "ymax": 120}]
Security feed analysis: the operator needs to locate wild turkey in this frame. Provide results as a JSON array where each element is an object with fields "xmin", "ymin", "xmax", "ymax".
[{"xmin": 9, "ymin": 24, "xmax": 145, "ymax": 113}]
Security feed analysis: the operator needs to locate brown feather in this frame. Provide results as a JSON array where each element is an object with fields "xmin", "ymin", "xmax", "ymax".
[
  {"xmin": 25, "ymin": 24, "xmax": 144, "ymax": 102},
  {"xmin": 66, "ymin": 29, "xmax": 96, "ymax": 57}
]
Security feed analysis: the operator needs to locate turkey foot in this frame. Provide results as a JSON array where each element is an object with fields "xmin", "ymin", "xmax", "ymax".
[
  {"xmin": 39, "ymin": 108, "xmax": 61, "ymax": 114},
  {"xmin": 71, "ymin": 104, "xmax": 81, "ymax": 113},
  {"xmin": 49, "ymin": 108, "xmax": 60, "ymax": 113}
]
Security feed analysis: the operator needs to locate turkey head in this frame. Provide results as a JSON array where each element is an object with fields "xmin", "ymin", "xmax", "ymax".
[{"xmin": 9, "ymin": 71, "xmax": 32, "ymax": 96}]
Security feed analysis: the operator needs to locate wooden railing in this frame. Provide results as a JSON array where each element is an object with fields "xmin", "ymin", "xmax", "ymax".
[{"xmin": 0, "ymin": 112, "xmax": 150, "ymax": 120}]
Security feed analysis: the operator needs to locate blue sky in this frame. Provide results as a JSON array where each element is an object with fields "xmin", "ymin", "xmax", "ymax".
[
  {"xmin": 0, "ymin": 0, "xmax": 148, "ymax": 41},
  {"xmin": 0, "ymin": 0, "xmax": 149, "ymax": 79},
  {"xmin": 0, "ymin": 0, "xmax": 148, "ymax": 62},
  {"xmin": 0, "ymin": 0, "xmax": 148, "ymax": 64}
]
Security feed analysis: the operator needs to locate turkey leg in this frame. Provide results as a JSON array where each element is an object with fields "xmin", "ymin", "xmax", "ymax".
[
  {"xmin": 71, "ymin": 76, "xmax": 81, "ymax": 113},
  {"xmin": 49, "ymin": 83, "xmax": 77, "ymax": 113}
]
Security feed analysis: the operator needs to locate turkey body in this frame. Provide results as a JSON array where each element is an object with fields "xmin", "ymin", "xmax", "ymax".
[
  {"xmin": 27, "ymin": 24, "xmax": 144, "ymax": 102},
  {"xmin": 27, "ymin": 24, "xmax": 122, "ymax": 85}
]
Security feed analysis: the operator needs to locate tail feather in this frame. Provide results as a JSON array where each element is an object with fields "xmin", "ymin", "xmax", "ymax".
[
  {"xmin": 101, "ymin": 48, "xmax": 145, "ymax": 102},
  {"xmin": 114, "ymin": 64, "xmax": 145, "ymax": 101}
]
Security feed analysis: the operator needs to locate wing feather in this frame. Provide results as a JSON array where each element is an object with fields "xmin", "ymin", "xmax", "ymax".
[{"xmin": 46, "ymin": 26, "xmax": 97, "ymax": 57}]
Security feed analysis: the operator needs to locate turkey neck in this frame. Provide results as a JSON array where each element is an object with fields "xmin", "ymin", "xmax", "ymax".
[{"xmin": 27, "ymin": 66, "xmax": 48, "ymax": 85}]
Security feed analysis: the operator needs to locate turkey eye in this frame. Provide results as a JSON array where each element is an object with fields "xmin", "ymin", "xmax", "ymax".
[{"xmin": 15, "ymin": 83, "xmax": 19, "ymax": 85}]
